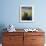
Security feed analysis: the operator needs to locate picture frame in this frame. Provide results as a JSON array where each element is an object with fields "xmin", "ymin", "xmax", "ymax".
[{"xmin": 20, "ymin": 5, "xmax": 34, "ymax": 22}]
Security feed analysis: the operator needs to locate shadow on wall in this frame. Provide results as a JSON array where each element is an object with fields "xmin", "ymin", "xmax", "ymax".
[{"xmin": 0, "ymin": 24, "xmax": 7, "ymax": 43}]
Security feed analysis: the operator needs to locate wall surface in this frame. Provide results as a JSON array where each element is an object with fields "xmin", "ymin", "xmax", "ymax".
[
  {"xmin": 0, "ymin": 0, "xmax": 46, "ymax": 43},
  {"xmin": 0, "ymin": 0, "xmax": 46, "ymax": 29}
]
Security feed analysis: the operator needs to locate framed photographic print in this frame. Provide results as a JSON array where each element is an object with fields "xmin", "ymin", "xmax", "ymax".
[{"xmin": 20, "ymin": 5, "xmax": 34, "ymax": 22}]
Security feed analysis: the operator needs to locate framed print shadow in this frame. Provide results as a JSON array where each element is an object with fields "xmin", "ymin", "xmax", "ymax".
[{"xmin": 20, "ymin": 5, "xmax": 34, "ymax": 22}]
